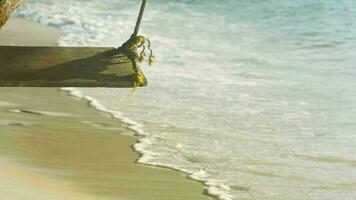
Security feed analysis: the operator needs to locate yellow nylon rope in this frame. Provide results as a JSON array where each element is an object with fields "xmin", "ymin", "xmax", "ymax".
[
  {"xmin": 120, "ymin": 70, "xmax": 145, "ymax": 102},
  {"xmin": 132, "ymin": 69, "xmax": 145, "ymax": 87}
]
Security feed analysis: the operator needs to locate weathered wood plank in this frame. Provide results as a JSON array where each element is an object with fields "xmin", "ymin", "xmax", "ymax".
[{"xmin": 0, "ymin": 46, "xmax": 147, "ymax": 87}]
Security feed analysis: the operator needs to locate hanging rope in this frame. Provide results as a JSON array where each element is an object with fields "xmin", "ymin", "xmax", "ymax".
[
  {"xmin": 133, "ymin": 0, "xmax": 147, "ymax": 38},
  {"xmin": 117, "ymin": 0, "xmax": 154, "ymax": 87}
]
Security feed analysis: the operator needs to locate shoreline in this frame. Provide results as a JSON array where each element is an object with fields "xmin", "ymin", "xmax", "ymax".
[
  {"xmin": 61, "ymin": 88, "xmax": 226, "ymax": 200},
  {"xmin": 0, "ymin": 17, "xmax": 213, "ymax": 200}
]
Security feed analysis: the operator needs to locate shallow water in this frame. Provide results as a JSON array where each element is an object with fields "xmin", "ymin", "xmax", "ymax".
[{"xmin": 16, "ymin": 0, "xmax": 356, "ymax": 199}]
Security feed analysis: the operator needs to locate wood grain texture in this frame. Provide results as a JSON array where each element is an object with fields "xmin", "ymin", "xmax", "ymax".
[{"xmin": 0, "ymin": 46, "xmax": 147, "ymax": 87}]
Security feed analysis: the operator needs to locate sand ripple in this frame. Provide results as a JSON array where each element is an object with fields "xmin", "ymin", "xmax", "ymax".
[
  {"xmin": 0, "ymin": 101, "xmax": 17, "ymax": 107},
  {"xmin": 8, "ymin": 109, "xmax": 72, "ymax": 117}
]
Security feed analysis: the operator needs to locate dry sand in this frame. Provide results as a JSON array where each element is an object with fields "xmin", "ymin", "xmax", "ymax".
[
  {"xmin": 0, "ymin": 18, "xmax": 60, "ymax": 46},
  {"xmin": 0, "ymin": 18, "xmax": 211, "ymax": 200}
]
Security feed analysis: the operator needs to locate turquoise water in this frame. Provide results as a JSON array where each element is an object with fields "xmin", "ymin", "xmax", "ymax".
[{"xmin": 16, "ymin": 0, "xmax": 356, "ymax": 199}]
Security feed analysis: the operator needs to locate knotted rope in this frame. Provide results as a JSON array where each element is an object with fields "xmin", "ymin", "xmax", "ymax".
[{"xmin": 117, "ymin": 0, "xmax": 155, "ymax": 87}]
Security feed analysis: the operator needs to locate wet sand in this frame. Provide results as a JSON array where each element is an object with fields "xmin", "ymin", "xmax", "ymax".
[{"xmin": 0, "ymin": 18, "xmax": 211, "ymax": 200}]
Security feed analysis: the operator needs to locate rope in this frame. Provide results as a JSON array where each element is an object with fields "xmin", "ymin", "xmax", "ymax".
[
  {"xmin": 132, "ymin": 0, "xmax": 147, "ymax": 37},
  {"xmin": 119, "ymin": 0, "xmax": 151, "ymax": 88}
]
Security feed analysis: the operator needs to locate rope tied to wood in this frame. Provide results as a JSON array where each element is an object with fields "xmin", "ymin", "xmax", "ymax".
[{"xmin": 117, "ymin": 0, "xmax": 155, "ymax": 87}]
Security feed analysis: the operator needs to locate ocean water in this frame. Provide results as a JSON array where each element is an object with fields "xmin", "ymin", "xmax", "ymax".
[{"xmin": 15, "ymin": 0, "xmax": 356, "ymax": 199}]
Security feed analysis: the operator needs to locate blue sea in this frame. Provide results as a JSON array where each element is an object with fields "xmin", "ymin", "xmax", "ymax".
[{"xmin": 16, "ymin": 0, "xmax": 356, "ymax": 199}]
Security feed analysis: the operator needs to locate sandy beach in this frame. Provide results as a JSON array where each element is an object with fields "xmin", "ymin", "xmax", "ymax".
[
  {"xmin": 0, "ymin": 18, "xmax": 60, "ymax": 46},
  {"xmin": 0, "ymin": 18, "xmax": 211, "ymax": 200}
]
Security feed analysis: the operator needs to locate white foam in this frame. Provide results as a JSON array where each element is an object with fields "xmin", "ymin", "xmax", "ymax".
[
  {"xmin": 81, "ymin": 120, "xmax": 102, "ymax": 128},
  {"xmin": 0, "ymin": 120, "xmax": 26, "ymax": 127},
  {"xmin": 61, "ymin": 87, "xmax": 233, "ymax": 200},
  {"xmin": 8, "ymin": 109, "xmax": 72, "ymax": 117},
  {"xmin": 61, "ymin": 88, "xmax": 150, "ymax": 137}
]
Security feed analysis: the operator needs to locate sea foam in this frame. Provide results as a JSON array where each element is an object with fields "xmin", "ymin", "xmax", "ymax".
[{"xmin": 61, "ymin": 87, "xmax": 233, "ymax": 200}]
